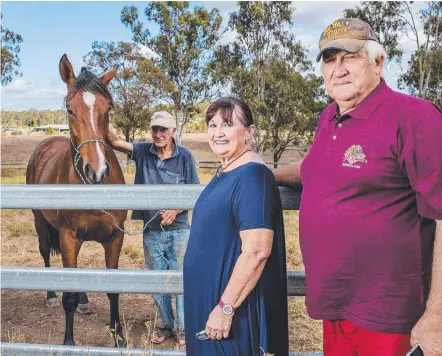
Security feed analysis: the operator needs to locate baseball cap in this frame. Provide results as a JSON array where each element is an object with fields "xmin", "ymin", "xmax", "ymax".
[
  {"xmin": 150, "ymin": 111, "xmax": 176, "ymax": 129},
  {"xmin": 316, "ymin": 18, "xmax": 379, "ymax": 62}
]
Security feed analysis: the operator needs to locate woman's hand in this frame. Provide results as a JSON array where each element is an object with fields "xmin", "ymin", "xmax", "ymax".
[{"xmin": 205, "ymin": 305, "xmax": 233, "ymax": 340}]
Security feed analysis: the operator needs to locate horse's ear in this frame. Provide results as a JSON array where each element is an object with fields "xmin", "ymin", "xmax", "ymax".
[
  {"xmin": 100, "ymin": 65, "xmax": 118, "ymax": 87},
  {"xmin": 59, "ymin": 54, "xmax": 75, "ymax": 86}
]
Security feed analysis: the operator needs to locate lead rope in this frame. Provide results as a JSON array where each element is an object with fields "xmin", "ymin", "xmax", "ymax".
[{"xmin": 66, "ymin": 111, "xmax": 164, "ymax": 235}]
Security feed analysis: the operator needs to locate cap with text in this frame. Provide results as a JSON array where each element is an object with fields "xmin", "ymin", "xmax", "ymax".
[{"xmin": 316, "ymin": 18, "xmax": 379, "ymax": 62}]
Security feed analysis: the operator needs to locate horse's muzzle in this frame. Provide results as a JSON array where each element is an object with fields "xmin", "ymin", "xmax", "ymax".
[{"xmin": 84, "ymin": 162, "xmax": 110, "ymax": 184}]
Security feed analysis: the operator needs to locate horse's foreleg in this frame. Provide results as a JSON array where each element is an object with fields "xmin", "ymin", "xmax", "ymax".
[
  {"xmin": 60, "ymin": 228, "xmax": 83, "ymax": 346},
  {"xmin": 33, "ymin": 210, "xmax": 59, "ymax": 307},
  {"xmin": 103, "ymin": 230, "xmax": 126, "ymax": 348}
]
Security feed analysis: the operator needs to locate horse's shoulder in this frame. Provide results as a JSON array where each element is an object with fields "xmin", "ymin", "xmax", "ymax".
[
  {"xmin": 30, "ymin": 136, "xmax": 70, "ymax": 170},
  {"xmin": 37, "ymin": 136, "xmax": 70, "ymax": 149}
]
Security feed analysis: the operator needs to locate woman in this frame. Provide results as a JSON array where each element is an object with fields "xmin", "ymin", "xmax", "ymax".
[{"xmin": 183, "ymin": 97, "xmax": 289, "ymax": 355}]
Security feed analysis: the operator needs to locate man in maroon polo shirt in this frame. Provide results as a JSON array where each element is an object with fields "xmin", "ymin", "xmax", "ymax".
[{"xmin": 274, "ymin": 18, "xmax": 442, "ymax": 356}]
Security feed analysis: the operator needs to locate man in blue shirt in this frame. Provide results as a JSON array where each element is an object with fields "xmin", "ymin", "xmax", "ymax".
[{"xmin": 107, "ymin": 111, "xmax": 199, "ymax": 350}]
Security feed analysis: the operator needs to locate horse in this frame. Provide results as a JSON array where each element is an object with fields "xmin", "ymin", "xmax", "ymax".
[{"xmin": 26, "ymin": 54, "xmax": 128, "ymax": 347}]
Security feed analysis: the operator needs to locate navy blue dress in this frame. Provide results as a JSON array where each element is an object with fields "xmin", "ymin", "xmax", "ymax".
[{"xmin": 184, "ymin": 163, "xmax": 289, "ymax": 356}]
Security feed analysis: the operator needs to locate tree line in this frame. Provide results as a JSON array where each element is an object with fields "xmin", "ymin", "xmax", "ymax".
[
  {"xmin": 1, "ymin": 109, "xmax": 66, "ymax": 129},
  {"xmin": 1, "ymin": 2, "xmax": 441, "ymax": 162}
]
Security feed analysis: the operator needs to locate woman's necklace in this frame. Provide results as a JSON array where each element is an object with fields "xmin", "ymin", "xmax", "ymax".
[{"xmin": 216, "ymin": 148, "xmax": 252, "ymax": 177}]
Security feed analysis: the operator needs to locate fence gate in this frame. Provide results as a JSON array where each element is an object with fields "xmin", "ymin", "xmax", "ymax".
[{"xmin": 0, "ymin": 184, "xmax": 320, "ymax": 356}]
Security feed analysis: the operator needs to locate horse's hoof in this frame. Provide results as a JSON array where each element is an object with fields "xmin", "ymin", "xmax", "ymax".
[
  {"xmin": 46, "ymin": 297, "xmax": 59, "ymax": 308},
  {"xmin": 76, "ymin": 303, "xmax": 90, "ymax": 314},
  {"xmin": 63, "ymin": 339, "xmax": 75, "ymax": 346}
]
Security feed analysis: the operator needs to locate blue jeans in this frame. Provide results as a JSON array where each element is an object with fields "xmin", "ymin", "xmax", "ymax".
[{"xmin": 143, "ymin": 228, "xmax": 189, "ymax": 331}]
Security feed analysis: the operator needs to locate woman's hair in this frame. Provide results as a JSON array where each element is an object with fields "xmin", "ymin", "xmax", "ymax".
[{"xmin": 205, "ymin": 97, "xmax": 253, "ymax": 127}]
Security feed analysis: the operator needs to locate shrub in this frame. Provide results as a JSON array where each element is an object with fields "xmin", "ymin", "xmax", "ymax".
[
  {"xmin": 46, "ymin": 127, "xmax": 57, "ymax": 135},
  {"xmin": 185, "ymin": 121, "xmax": 206, "ymax": 133}
]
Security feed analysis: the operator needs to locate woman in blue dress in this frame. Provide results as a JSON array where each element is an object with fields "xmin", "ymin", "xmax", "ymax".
[{"xmin": 183, "ymin": 97, "xmax": 289, "ymax": 355}]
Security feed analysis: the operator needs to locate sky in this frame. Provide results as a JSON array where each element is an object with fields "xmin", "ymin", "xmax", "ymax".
[{"xmin": 1, "ymin": 1, "xmax": 424, "ymax": 111}]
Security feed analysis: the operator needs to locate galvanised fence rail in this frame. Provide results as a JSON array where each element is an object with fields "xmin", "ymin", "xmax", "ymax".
[
  {"xmin": 1, "ymin": 160, "xmax": 292, "ymax": 170},
  {"xmin": 0, "ymin": 184, "xmax": 320, "ymax": 356}
]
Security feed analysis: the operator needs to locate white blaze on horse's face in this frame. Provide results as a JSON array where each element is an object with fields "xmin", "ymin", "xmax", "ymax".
[
  {"xmin": 82, "ymin": 92, "xmax": 97, "ymax": 133},
  {"xmin": 82, "ymin": 91, "xmax": 107, "ymax": 178}
]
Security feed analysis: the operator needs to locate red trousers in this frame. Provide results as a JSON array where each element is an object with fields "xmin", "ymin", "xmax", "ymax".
[{"xmin": 323, "ymin": 320, "xmax": 411, "ymax": 356}]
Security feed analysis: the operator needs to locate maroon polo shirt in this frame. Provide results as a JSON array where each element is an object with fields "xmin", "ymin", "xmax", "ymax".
[{"xmin": 299, "ymin": 79, "xmax": 442, "ymax": 334}]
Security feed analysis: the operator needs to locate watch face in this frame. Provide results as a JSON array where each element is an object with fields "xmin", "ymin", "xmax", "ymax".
[{"xmin": 222, "ymin": 304, "xmax": 234, "ymax": 315}]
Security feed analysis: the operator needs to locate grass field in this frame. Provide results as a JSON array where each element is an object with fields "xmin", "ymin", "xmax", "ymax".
[{"xmin": 0, "ymin": 133, "xmax": 322, "ymax": 353}]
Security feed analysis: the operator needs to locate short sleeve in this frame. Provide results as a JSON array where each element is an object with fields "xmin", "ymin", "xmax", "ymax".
[
  {"xmin": 185, "ymin": 155, "xmax": 200, "ymax": 184},
  {"xmin": 400, "ymin": 104, "xmax": 442, "ymax": 220},
  {"xmin": 131, "ymin": 142, "xmax": 147, "ymax": 163},
  {"xmin": 232, "ymin": 164, "xmax": 276, "ymax": 231}
]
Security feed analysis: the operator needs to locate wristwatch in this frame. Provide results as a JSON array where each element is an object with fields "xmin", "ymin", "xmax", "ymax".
[{"xmin": 219, "ymin": 300, "xmax": 235, "ymax": 316}]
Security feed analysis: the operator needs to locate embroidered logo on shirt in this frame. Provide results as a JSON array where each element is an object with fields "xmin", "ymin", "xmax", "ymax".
[{"xmin": 342, "ymin": 145, "xmax": 367, "ymax": 169}]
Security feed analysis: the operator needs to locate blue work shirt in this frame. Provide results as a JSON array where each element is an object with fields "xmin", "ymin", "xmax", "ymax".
[{"xmin": 131, "ymin": 140, "xmax": 200, "ymax": 230}]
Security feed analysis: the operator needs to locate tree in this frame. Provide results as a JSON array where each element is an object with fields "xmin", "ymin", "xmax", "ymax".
[
  {"xmin": 253, "ymin": 60, "xmax": 325, "ymax": 163},
  {"xmin": 208, "ymin": 2, "xmax": 325, "ymax": 165},
  {"xmin": 121, "ymin": 1, "xmax": 223, "ymax": 144},
  {"xmin": 1, "ymin": 13, "xmax": 24, "ymax": 86},
  {"xmin": 343, "ymin": 2, "xmax": 407, "ymax": 63},
  {"xmin": 398, "ymin": 1, "xmax": 442, "ymax": 103},
  {"xmin": 84, "ymin": 41, "xmax": 170, "ymax": 143}
]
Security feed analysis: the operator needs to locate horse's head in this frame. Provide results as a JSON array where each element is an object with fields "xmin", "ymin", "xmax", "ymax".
[{"xmin": 59, "ymin": 54, "xmax": 117, "ymax": 184}]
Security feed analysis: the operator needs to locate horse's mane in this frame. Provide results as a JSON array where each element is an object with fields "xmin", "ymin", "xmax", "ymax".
[{"xmin": 66, "ymin": 67, "xmax": 114, "ymax": 106}]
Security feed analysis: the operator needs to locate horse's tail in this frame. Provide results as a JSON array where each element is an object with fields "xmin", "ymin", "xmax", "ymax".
[{"xmin": 48, "ymin": 224, "xmax": 61, "ymax": 255}]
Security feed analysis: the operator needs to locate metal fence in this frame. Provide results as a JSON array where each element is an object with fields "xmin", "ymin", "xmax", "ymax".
[
  {"xmin": 1, "ymin": 160, "xmax": 292, "ymax": 170},
  {"xmin": 0, "ymin": 184, "xmax": 319, "ymax": 356}
]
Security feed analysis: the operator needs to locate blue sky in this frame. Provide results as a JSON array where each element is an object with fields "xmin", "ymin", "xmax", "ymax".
[{"xmin": 1, "ymin": 1, "xmax": 423, "ymax": 111}]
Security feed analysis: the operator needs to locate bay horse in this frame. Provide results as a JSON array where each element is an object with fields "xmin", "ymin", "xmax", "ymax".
[{"xmin": 26, "ymin": 54, "xmax": 127, "ymax": 347}]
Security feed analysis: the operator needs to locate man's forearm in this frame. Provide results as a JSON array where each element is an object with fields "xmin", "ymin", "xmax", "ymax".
[
  {"xmin": 273, "ymin": 160, "xmax": 303, "ymax": 186},
  {"xmin": 107, "ymin": 135, "xmax": 133, "ymax": 155},
  {"xmin": 111, "ymin": 143, "xmax": 132, "ymax": 155},
  {"xmin": 426, "ymin": 220, "xmax": 442, "ymax": 312}
]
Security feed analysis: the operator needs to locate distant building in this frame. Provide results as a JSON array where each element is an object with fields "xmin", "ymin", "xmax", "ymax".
[{"xmin": 32, "ymin": 124, "xmax": 69, "ymax": 132}]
